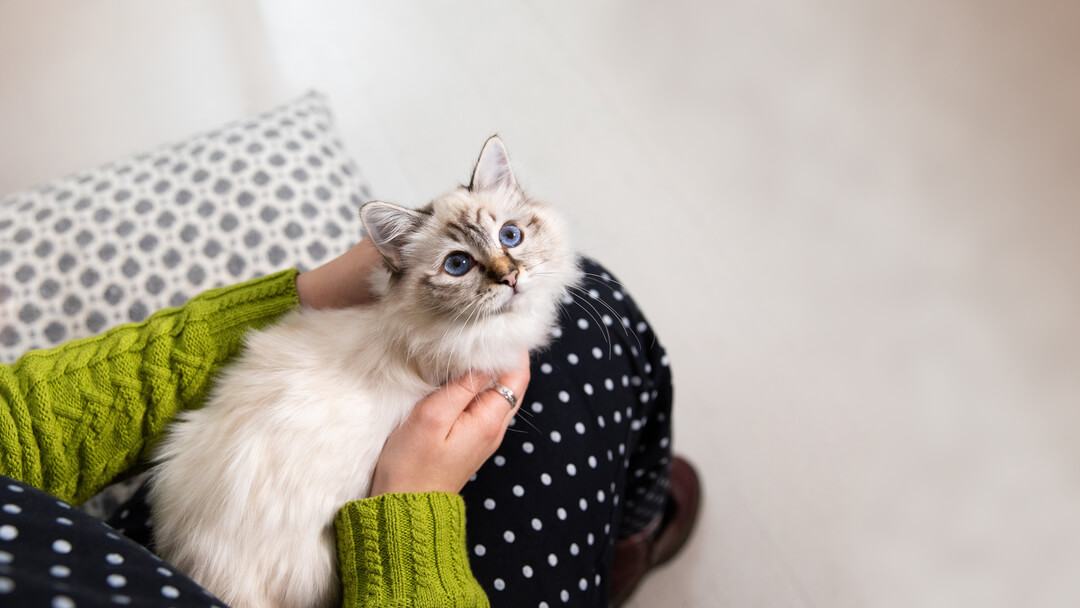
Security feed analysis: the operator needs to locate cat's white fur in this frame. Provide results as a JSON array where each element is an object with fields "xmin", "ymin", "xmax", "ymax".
[{"xmin": 147, "ymin": 137, "xmax": 578, "ymax": 608}]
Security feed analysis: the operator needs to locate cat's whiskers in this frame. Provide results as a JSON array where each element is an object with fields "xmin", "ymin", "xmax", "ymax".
[
  {"xmin": 574, "ymin": 284, "xmax": 642, "ymax": 351},
  {"xmin": 566, "ymin": 286, "xmax": 613, "ymax": 357}
]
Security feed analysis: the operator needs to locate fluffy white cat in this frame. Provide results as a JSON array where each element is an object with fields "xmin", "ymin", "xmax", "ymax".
[{"xmin": 147, "ymin": 136, "xmax": 578, "ymax": 608}]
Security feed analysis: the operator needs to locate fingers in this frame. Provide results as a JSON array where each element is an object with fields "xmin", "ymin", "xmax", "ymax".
[
  {"xmin": 409, "ymin": 370, "xmax": 488, "ymax": 432},
  {"xmin": 456, "ymin": 350, "xmax": 532, "ymax": 444}
]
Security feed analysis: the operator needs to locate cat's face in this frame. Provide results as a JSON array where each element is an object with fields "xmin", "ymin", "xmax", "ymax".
[{"xmin": 361, "ymin": 137, "xmax": 576, "ymax": 324}]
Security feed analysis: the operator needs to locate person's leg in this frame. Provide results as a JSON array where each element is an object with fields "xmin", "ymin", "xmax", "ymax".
[
  {"xmin": 460, "ymin": 257, "xmax": 674, "ymax": 607},
  {"xmin": 0, "ymin": 475, "xmax": 222, "ymax": 607}
]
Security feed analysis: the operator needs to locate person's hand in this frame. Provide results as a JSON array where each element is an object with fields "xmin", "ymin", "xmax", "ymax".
[
  {"xmin": 369, "ymin": 350, "xmax": 531, "ymax": 496},
  {"xmin": 295, "ymin": 238, "xmax": 383, "ymax": 309}
]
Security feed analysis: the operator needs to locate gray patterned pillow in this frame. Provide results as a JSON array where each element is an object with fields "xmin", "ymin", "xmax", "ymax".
[{"xmin": 0, "ymin": 91, "xmax": 371, "ymax": 364}]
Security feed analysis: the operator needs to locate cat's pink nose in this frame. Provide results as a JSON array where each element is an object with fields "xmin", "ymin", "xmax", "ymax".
[{"xmin": 501, "ymin": 269, "xmax": 518, "ymax": 287}]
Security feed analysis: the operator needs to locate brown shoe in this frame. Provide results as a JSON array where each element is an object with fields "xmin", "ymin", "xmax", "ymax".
[{"xmin": 608, "ymin": 456, "xmax": 702, "ymax": 607}]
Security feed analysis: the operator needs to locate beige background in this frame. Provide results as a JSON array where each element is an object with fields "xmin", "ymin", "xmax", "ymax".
[{"xmin": 2, "ymin": 1, "xmax": 1078, "ymax": 606}]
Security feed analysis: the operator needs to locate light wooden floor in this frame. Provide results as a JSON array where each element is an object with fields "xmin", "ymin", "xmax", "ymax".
[{"xmin": 2, "ymin": 1, "xmax": 1079, "ymax": 606}]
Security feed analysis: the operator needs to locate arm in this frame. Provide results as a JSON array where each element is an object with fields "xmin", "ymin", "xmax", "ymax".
[
  {"xmin": 335, "ymin": 353, "xmax": 530, "ymax": 607},
  {"xmin": 0, "ymin": 269, "xmax": 301, "ymax": 505}
]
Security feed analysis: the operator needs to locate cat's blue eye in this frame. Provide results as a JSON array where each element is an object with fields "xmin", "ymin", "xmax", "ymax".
[
  {"xmin": 500, "ymin": 224, "xmax": 523, "ymax": 248},
  {"xmin": 443, "ymin": 252, "xmax": 472, "ymax": 276}
]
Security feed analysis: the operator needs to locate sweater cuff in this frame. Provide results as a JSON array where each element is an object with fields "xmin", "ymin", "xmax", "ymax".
[
  {"xmin": 335, "ymin": 492, "xmax": 488, "ymax": 608},
  {"xmin": 189, "ymin": 268, "xmax": 301, "ymax": 338}
]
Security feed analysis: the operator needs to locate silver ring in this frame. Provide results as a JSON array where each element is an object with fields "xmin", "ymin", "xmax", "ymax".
[{"xmin": 494, "ymin": 383, "xmax": 517, "ymax": 409}]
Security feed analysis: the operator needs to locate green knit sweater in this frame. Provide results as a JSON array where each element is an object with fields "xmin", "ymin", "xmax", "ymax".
[{"xmin": 0, "ymin": 269, "xmax": 488, "ymax": 607}]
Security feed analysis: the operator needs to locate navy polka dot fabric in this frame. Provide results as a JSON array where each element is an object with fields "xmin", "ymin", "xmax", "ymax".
[{"xmin": 0, "ymin": 477, "xmax": 225, "ymax": 607}]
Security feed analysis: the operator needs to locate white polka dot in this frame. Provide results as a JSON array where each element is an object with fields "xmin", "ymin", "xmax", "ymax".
[
  {"xmin": 639, "ymin": 392, "xmax": 650, "ymax": 404},
  {"xmin": 540, "ymin": 363, "xmax": 553, "ymax": 374},
  {"xmin": 588, "ymin": 455, "xmax": 598, "ymax": 468},
  {"xmin": 55, "ymin": 500, "xmax": 71, "ymax": 509},
  {"xmin": 494, "ymin": 578, "xmax": 506, "ymax": 591},
  {"xmin": 109, "ymin": 596, "xmax": 131, "ymax": 606},
  {"xmin": 106, "ymin": 552, "xmax": 124, "ymax": 565},
  {"xmin": 484, "ymin": 498, "xmax": 496, "ymax": 510},
  {"xmin": 605, "ymin": 523, "xmax": 611, "ymax": 534},
  {"xmin": 107, "ymin": 574, "xmax": 127, "ymax": 588},
  {"xmin": 0, "ymin": 526, "xmax": 17, "ymax": 541},
  {"xmin": 597, "ymin": 490, "xmax": 606, "ymax": 503},
  {"xmin": 156, "ymin": 566, "xmax": 173, "ymax": 577},
  {"xmin": 560, "ymin": 589, "xmax": 570, "ymax": 602},
  {"xmin": 604, "ymin": 378, "xmax": 614, "ymax": 390},
  {"xmin": 644, "ymin": 362, "xmax": 653, "ymax": 374},
  {"xmin": 532, "ymin": 518, "xmax": 543, "ymax": 531},
  {"xmin": 631, "ymin": 376, "xmax": 642, "ymax": 387},
  {"xmin": 504, "ymin": 530, "xmax": 516, "ymax": 543},
  {"xmin": 595, "ymin": 573, "xmax": 602, "ymax": 586},
  {"xmin": 583, "ymin": 383, "xmax": 593, "ymax": 395},
  {"xmin": 557, "ymin": 507, "xmax": 567, "ymax": 520},
  {"xmin": 494, "ymin": 455, "xmax": 506, "ymax": 467},
  {"xmin": 474, "ymin": 544, "xmax": 486, "ymax": 556},
  {"xmin": 619, "ymin": 443, "xmax": 626, "ymax": 455},
  {"xmin": 523, "ymin": 565, "xmax": 534, "ymax": 578},
  {"xmin": 0, "ymin": 576, "xmax": 12, "ymax": 593},
  {"xmin": 587, "ymin": 533, "xmax": 595, "ymax": 545},
  {"xmin": 2, "ymin": 504, "xmax": 20, "ymax": 514},
  {"xmin": 52, "ymin": 539, "xmax": 72, "ymax": 554},
  {"xmin": 0, "ymin": 551, "xmax": 11, "ymax": 564},
  {"xmin": 161, "ymin": 585, "xmax": 180, "ymax": 599},
  {"xmin": 550, "ymin": 430, "xmax": 562, "ymax": 443},
  {"xmin": 613, "ymin": 291, "xmax": 624, "ymax": 301},
  {"xmin": 56, "ymin": 517, "xmax": 73, "ymax": 526},
  {"xmin": 614, "ymin": 494, "xmax": 620, "ymax": 506},
  {"xmin": 567, "ymin": 353, "xmax": 579, "ymax": 365},
  {"xmin": 512, "ymin": 485, "xmax": 525, "ymax": 497},
  {"xmin": 540, "ymin": 473, "xmax": 552, "ymax": 486},
  {"xmin": 558, "ymin": 391, "xmax": 570, "ymax": 403},
  {"xmin": 570, "ymin": 543, "xmax": 580, "ymax": 556},
  {"xmin": 661, "ymin": 354, "xmax": 670, "ymax": 366},
  {"xmin": 540, "ymin": 602, "xmax": 549, "ymax": 608},
  {"xmin": 591, "ymin": 347, "xmax": 603, "ymax": 359},
  {"xmin": 530, "ymin": 401, "xmax": 543, "ymax": 413},
  {"xmin": 602, "ymin": 314, "xmax": 613, "ymax": 326},
  {"xmin": 49, "ymin": 565, "xmax": 70, "ymax": 578},
  {"xmin": 548, "ymin": 553, "xmax": 559, "ymax": 566},
  {"xmin": 579, "ymin": 578, "xmax": 589, "ymax": 591},
  {"xmin": 51, "ymin": 596, "xmax": 75, "ymax": 608},
  {"xmin": 631, "ymin": 419, "xmax": 642, "ymax": 431},
  {"xmin": 613, "ymin": 343, "xmax": 624, "ymax": 356},
  {"xmin": 579, "ymin": 498, "xmax": 588, "ymax": 511},
  {"xmin": 522, "ymin": 442, "xmax": 535, "ymax": 454},
  {"xmin": 574, "ymin": 422, "xmax": 586, "ymax": 434},
  {"xmin": 566, "ymin": 464, "xmax": 577, "ymax": 476},
  {"xmin": 551, "ymin": 327, "xmax": 563, "ymax": 338},
  {"xmin": 622, "ymin": 317, "xmax": 631, "ymax": 327},
  {"xmin": 613, "ymin": 411, "xmax": 622, "ymax": 423},
  {"xmin": 576, "ymin": 318, "xmax": 588, "ymax": 330},
  {"xmin": 5, "ymin": 485, "xmax": 23, "ymax": 493},
  {"xmin": 597, "ymin": 415, "xmax": 605, "ymax": 428}
]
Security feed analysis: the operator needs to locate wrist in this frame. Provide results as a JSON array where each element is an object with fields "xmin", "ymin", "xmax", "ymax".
[{"xmin": 295, "ymin": 239, "xmax": 381, "ymax": 309}]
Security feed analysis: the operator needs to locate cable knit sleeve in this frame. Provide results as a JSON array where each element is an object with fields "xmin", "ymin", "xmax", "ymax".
[
  {"xmin": 335, "ymin": 492, "xmax": 489, "ymax": 607},
  {"xmin": 0, "ymin": 269, "xmax": 300, "ymax": 505}
]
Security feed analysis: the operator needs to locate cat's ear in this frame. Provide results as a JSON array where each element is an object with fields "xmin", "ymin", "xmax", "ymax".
[
  {"xmin": 469, "ymin": 135, "xmax": 519, "ymax": 193},
  {"xmin": 360, "ymin": 201, "xmax": 424, "ymax": 272}
]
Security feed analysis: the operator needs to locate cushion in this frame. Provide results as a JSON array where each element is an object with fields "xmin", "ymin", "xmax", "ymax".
[{"xmin": 0, "ymin": 91, "xmax": 372, "ymax": 364}]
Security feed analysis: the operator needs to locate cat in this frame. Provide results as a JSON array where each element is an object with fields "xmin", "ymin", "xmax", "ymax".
[{"xmin": 146, "ymin": 136, "xmax": 579, "ymax": 608}]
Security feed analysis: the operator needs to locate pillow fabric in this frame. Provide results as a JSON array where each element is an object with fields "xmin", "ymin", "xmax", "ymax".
[{"xmin": 0, "ymin": 91, "xmax": 371, "ymax": 364}]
